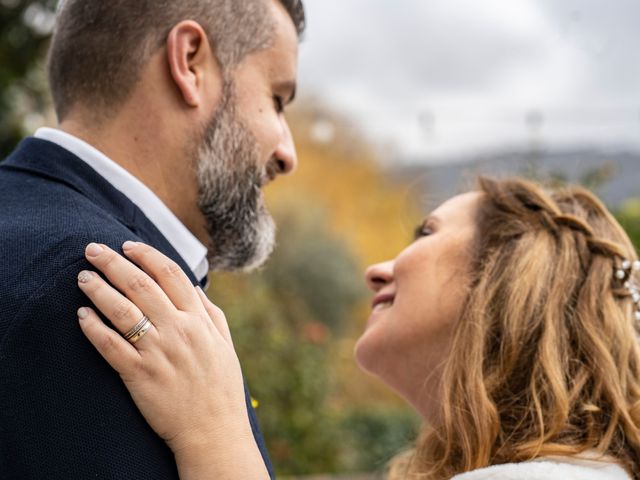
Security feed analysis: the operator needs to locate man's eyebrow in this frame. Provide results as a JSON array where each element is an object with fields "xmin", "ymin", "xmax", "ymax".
[{"xmin": 275, "ymin": 80, "xmax": 297, "ymax": 104}]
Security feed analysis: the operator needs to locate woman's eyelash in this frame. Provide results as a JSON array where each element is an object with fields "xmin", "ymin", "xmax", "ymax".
[{"xmin": 414, "ymin": 224, "xmax": 434, "ymax": 239}]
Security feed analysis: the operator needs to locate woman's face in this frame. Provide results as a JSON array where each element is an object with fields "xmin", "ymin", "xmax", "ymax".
[{"xmin": 354, "ymin": 192, "xmax": 481, "ymax": 419}]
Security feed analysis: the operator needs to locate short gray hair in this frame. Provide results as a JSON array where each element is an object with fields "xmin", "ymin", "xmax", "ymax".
[{"xmin": 47, "ymin": 0, "xmax": 305, "ymax": 121}]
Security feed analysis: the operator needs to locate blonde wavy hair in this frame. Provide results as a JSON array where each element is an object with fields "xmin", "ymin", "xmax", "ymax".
[{"xmin": 390, "ymin": 177, "xmax": 640, "ymax": 479}]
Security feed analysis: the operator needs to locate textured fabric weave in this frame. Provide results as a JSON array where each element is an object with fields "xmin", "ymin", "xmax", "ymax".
[{"xmin": 0, "ymin": 138, "xmax": 274, "ymax": 479}]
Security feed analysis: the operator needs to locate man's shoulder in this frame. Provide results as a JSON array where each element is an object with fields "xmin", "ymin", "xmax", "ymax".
[
  {"xmin": 0, "ymin": 174, "xmax": 134, "ymax": 275},
  {"xmin": 0, "ymin": 193, "xmax": 181, "ymax": 478},
  {"xmin": 0, "ymin": 143, "xmax": 136, "ymax": 270},
  {"xmin": 0, "ymin": 227, "xmax": 135, "ymax": 340},
  {"xmin": 0, "ymin": 150, "xmax": 105, "ymax": 232},
  {"xmin": 0, "ymin": 136, "xmax": 136, "ymax": 233},
  {"xmin": 0, "ymin": 172, "xmax": 139, "ymax": 334}
]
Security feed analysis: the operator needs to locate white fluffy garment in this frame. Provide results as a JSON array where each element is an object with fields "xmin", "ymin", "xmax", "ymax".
[{"xmin": 450, "ymin": 456, "xmax": 631, "ymax": 480}]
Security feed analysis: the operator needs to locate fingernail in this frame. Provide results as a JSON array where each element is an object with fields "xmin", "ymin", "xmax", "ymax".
[
  {"xmin": 86, "ymin": 243, "xmax": 103, "ymax": 257},
  {"xmin": 77, "ymin": 307, "xmax": 89, "ymax": 320},
  {"xmin": 78, "ymin": 271, "xmax": 93, "ymax": 284},
  {"xmin": 122, "ymin": 241, "xmax": 137, "ymax": 251}
]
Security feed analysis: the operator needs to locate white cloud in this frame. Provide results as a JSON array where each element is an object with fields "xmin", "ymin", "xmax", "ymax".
[{"xmin": 297, "ymin": 0, "xmax": 640, "ymax": 162}]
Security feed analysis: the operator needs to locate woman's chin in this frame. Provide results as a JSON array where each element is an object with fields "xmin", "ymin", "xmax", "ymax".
[{"xmin": 353, "ymin": 327, "xmax": 385, "ymax": 377}]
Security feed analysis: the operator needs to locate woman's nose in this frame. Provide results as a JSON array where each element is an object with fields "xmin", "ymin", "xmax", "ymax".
[{"xmin": 365, "ymin": 261, "xmax": 394, "ymax": 291}]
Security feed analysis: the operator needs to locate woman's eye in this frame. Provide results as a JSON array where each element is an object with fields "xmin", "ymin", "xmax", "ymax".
[{"xmin": 414, "ymin": 225, "xmax": 434, "ymax": 239}]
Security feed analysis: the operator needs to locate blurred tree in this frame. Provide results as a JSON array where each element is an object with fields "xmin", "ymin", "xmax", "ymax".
[
  {"xmin": 0, "ymin": 0, "xmax": 55, "ymax": 158},
  {"xmin": 264, "ymin": 206, "xmax": 366, "ymax": 334},
  {"xmin": 616, "ymin": 198, "xmax": 640, "ymax": 250},
  {"xmin": 267, "ymin": 103, "xmax": 424, "ymax": 412},
  {"xmin": 211, "ymin": 203, "xmax": 420, "ymax": 475},
  {"xmin": 579, "ymin": 162, "xmax": 616, "ymax": 190},
  {"xmin": 270, "ymin": 102, "xmax": 422, "ymax": 268},
  {"xmin": 210, "ymin": 205, "xmax": 366, "ymax": 474},
  {"xmin": 208, "ymin": 105, "xmax": 423, "ymax": 474},
  {"xmin": 337, "ymin": 407, "xmax": 419, "ymax": 472}
]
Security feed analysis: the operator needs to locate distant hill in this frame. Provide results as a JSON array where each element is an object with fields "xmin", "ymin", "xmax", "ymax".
[{"xmin": 393, "ymin": 149, "xmax": 640, "ymax": 209}]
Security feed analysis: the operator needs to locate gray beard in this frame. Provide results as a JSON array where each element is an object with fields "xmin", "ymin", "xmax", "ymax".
[{"xmin": 195, "ymin": 90, "xmax": 276, "ymax": 272}]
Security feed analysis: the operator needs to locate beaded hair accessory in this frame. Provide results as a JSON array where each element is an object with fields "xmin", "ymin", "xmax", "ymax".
[{"xmin": 615, "ymin": 260, "xmax": 640, "ymax": 321}]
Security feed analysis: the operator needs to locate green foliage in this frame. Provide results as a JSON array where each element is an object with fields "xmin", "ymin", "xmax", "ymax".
[
  {"xmin": 580, "ymin": 162, "xmax": 616, "ymax": 190},
  {"xmin": 336, "ymin": 407, "xmax": 420, "ymax": 473},
  {"xmin": 0, "ymin": 0, "xmax": 55, "ymax": 157},
  {"xmin": 210, "ymin": 205, "xmax": 370, "ymax": 474},
  {"xmin": 616, "ymin": 198, "xmax": 640, "ymax": 251},
  {"xmin": 263, "ymin": 206, "xmax": 366, "ymax": 333},
  {"xmin": 210, "ymin": 204, "xmax": 420, "ymax": 475}
]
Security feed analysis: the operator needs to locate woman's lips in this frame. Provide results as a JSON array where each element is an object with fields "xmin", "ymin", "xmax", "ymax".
[
  {"xmin": 371, "ymin": 293, "xmax": 395, "ymax": 311},
  {"xmin": 367, "ymin": 293, "xmax": 395, "ymax": 327}
]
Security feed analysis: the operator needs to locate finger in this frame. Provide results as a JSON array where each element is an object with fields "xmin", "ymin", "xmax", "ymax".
[
  {"xmin": 77, "ymin": 307, "xmax": 141, "ymax": 375},
  {"xmin": 84, "ymin": 243, "xmax": 176, "ymax": 321},
  {"xmin": 122, "ymin": 241, "xmax": 202, "ymax": 313},
  {"xmin": 77, "ymin": 270, "xmax": 160, "ymax": 348},
  {"xmin": 196, "ymin": 287, "xmax": 233, "ymax": 346}
]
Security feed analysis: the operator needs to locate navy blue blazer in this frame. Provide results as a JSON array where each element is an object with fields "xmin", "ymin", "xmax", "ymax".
[{"xmin": 0, "ymin": 138, "xmax": 274, "ymax": 479}]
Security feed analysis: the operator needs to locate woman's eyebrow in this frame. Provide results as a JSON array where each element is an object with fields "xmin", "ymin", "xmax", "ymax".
[{"xmin": 423, "ymin": 214, "xmax": 441, "ymax": 227}]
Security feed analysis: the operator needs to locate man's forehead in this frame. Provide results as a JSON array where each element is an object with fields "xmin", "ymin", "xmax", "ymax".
[
  {"xmin": 254, "ymin": 5, "xmax": 299, "ymax": 81},
  {"xmin": 269, "ymin": 0, "xmax": 300, "ymax": 63}
]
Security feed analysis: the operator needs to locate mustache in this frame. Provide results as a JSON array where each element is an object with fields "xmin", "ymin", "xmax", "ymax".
[{"xmin": 261, "ymin": 159, "xmax": 281, "ymax": 185}]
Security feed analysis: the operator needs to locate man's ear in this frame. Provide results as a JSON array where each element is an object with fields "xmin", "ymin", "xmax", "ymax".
[{"xmin": 166, "ymin": 20, "xmax": 223, "ymax": 108}]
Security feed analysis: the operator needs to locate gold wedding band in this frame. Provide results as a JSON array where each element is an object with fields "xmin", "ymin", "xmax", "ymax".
[{"xmin": 124, "ymin": 315, "xmax": 153, "ymax": 344}]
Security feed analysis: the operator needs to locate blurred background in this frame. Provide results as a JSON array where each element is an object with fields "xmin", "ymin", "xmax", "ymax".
[{"xmin": 1, "ymin": 0, "xmax": 639, "ymax": 477}]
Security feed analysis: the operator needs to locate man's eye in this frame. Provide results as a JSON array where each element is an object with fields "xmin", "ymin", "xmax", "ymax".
[{"xmin": 273, "ymin": 95, "xmax": 285, "ymax": 113}]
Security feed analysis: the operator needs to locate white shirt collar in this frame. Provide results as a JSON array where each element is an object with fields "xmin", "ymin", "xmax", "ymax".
[{"xmin": 34, "ymin": 127, "xmax": 209, "ymax": 281}]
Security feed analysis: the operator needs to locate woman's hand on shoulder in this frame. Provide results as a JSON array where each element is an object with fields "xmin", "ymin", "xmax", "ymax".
[{"xmin": 76, "ymin": 241, "xmax": 268, "ymax": 478}]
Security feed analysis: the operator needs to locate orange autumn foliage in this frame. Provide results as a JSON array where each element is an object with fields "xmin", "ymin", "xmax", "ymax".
[
  {"xmin": 265, "ymin": 102, "xmax": 424, "ymax": 408},
  {"xmin": 266, "ymin": 102, "xmax": 422, "ymax": 269}
]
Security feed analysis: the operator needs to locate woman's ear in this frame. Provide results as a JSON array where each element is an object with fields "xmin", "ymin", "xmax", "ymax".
[{"xmin": 165, "ymin": 20, "xmax": 223, "ymax": 108}]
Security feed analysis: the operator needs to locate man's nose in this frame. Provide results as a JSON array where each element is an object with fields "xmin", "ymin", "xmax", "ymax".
[
  {"xmin": 273, "ymin": 116, "xmax": 297, "ymax": 175},
  {"xmin": 365, "ymin": 261, "xmax": 395, "ymax": 292}
]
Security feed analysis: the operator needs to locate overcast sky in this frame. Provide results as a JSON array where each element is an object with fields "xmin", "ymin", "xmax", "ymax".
[{"xmin": 296, "ymin": 0, "xmax": 640, "ymax": 163}]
